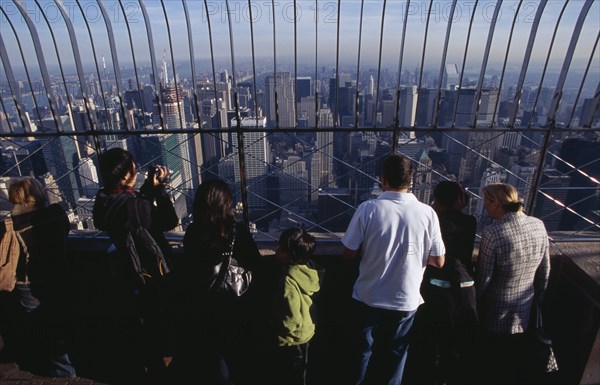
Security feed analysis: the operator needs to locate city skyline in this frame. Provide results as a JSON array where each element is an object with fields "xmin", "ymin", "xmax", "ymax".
[{"xmin": 0, "ymin": 0, "xmax": 598, "ymax": 237}]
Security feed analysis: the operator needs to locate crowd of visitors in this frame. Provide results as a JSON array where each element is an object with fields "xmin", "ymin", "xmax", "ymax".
[{"xmin": 0, "ymin": 151, "xmax": 551, "ymax": 385}]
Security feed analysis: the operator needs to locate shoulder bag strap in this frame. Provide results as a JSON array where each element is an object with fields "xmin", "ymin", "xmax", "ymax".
[{"xmin": 4, "ymin": 217, "xmax": 13, "ymax": 232}]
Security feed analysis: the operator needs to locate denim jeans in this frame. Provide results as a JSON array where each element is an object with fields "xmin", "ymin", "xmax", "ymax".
[{"xmin": 352, "ymin": 300, "xmax": 417, "ymax": 385}]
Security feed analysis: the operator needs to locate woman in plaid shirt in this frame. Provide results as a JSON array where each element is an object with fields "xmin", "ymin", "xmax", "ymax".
[{"xmin": 476, "ymin": 183, "xmax": 550, "ymax": 384}]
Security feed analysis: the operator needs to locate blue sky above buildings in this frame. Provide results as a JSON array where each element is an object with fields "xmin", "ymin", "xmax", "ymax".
[{"xmin": 0, "ymin": 0, "xmax": 598, "ymax": 77}]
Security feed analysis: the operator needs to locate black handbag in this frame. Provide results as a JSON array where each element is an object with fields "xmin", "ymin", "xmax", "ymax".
[
  {"xmin": 208, "ymin": 229, "xmax": 252, "ymax": 297},
  {"xmin": 529, "ymin": 302, "xmax": 559, "ymax": 374}
]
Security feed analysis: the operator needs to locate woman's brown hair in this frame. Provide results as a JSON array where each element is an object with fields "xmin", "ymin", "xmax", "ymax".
[{"xmin": 8, "ymin": 177, "xmax": 48, "ymax": 208}]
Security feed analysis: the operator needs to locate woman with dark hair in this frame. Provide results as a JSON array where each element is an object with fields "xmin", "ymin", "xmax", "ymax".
[
  {"xmin": 174, "ymin": 179, "xmax": 262, "ymax": 384},
  {"xmin": 406, "ymin": 181, "xmax": 478, "ymax": 385},
  {"xmin": 432, "ymin": 181, "xmax": 476, "ymax": 275},
  {"xmin": 92, "ymin": 147, "xmax": 178, "ymax": 382}
]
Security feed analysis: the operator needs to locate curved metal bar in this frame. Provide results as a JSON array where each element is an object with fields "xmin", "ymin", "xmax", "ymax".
[
  {"xmin": 117, "ymin": 0, "xmax": 148, "ymax": 120},
  {"xmin": 432, "ymin": 0, "xmax": 458, "ymax": 128},
  {"xmin": 12, "ymin": 0, "xmax": 61, "ymax": 132},
  {"xmin": 334, "ymin": 0, "xmax": 341, "ymax": 128},
  {"xmin": 0, "ymin": 79, "xmax": 15, "ymax": 133},
  {"xmin": 225, "ymin": 0, "xmax": 240, "ymax": 129},
  {"xmin": 293, "ymin": 0, "xmax": 298, "ymax": 128},
  {"xmin": 567, "ymin": 31, "xmax": 600, "ymax": 128},
  {"xmin": 139, "ymin": 0, "xmax": 164, "ymax": 129},
  {"xmin": 392, "ymin": 0, "xmax": 412, "ymax": 153},
  {"xmin": 414, "ymin": 0, "xmax": 434, "ymax": 128},
  {"xmin": 160, "ymin": 0, "xmax": 185, "ymax": 129},
  {"xmin": 491, "ymin": 0, "xmax": 524, "ymax": 128},
  {"xmin": 98, "ymin": 0, "xmax": 129, "ymax": 130},
  {"xmin": 355, "ymin": 0, "xmax": 365, "ymax": 129},
  {"xmin": 547, "ymin": 0, "xmax": 594, "ymax": 124},
  {"xmin": 314, "ymin": 0, "xmax": 319, "ymax": 129},
  {"xmin": 452, "ymin": 0, "xmax": 479, "ymax": 127},
  {"xmin": 202, "ymin": 0, "xmax": 220, "ymax": 129},
  {"xmin": 509, "ymin": 0, "xmax": 547, "ymax": 127},
  {"xmin": 225, "ymin": 0, "xmax": 249, "ymax": 223},
  {"xmin": 527, "ymin": 0, "xmax": 593, "ymax": 214},
  {"xmin": 96, "ymin": 0, "xmax": 130, "ymax": 131},
  {"xmin": 247, "ymin": 0, "xmax": 259, "ymax": 126},
  {"xmin": 374, "ymin": 0, "xmax": 387, "ymax": 129},
  {"xmin": 53, "ymin": 0, "xmax": 98, "ymax": 138},
  {"xmin": 470, "ymin": 0, "xmax": 502, "ymax": 128},
  {"xmin": 0, "ymin": 31, "xmax": 27, "ymax": 130},
  {"xmin": 527, "ymin": 0, "xmax": 569, "ymax": 128},
  {"xmin": 182, "ymin": 0, "xmax": 201, "ymax": 128},
  {"xmin": 271, "ymin": 0, "xmax": 279, "ymax": 128},
  {"xmin": 74, "ymin": 0, "xmax": 110, "ymax": 133}
]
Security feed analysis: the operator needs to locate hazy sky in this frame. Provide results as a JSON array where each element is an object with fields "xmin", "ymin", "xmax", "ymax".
[{"xmin": 0, "ymin": 0, "xmax": 598, "ymax": 78}]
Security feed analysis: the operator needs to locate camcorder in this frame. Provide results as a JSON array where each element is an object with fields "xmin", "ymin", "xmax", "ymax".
[{"xmin": 148, "ymin": 164, "xmax": 169, "ymax": 184}]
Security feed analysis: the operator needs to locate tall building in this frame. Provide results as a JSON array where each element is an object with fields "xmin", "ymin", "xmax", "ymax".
[
  {"xmin": 155, "ymin": 85, "xmax": 186, "ymax": 129},
  {"xmin": 314, "ymin": 130, "xmax": 335, "ymax": 189},
  {"xmin": 297, "ymin": 96, "xmax": 318, "ymax": 127},
  {"xmin": 476, "ymin": 165, "xmax": 507, "ymax": 218},
  {"xmin": 159, "ymin": 133, "xmax": 193, "ymax": 201},
  {"xmin": 533, "ymin": 169, "xmax": 571, "ymax": 232},
  {"xmin": 41, "ymin": 124, "xmax": 81, "ymax": 206},
  {"xmin": 40, "ymin": 172, "xmax": 64, "ymax": 206},
  {"xmin": 556, "ymin": 138, "xmax": 600, "ymax": 231},
  {"xmin": 295, "ymin": 77, "xmax": 311, "ymax": 101},
  {"xmin": 328, "ymin": 74, "xmax": 352, "ymax": 121},
  {"xmin": 231, "ymin": 117, "xmax": 270, "ymax": 209},
  {"xmin": 442, "ymin": 64, "xmax": 460, "ymax": 90},
  {"xmin": 416, "ymin": 88, "xmax": 437, "ymax": 127},
  {"xmin": 412, "ymin": 149, "xmax": 433, "ymax": 205},
  {"xmin": 265, "ymin": 73, "xmax": 295, "ymax": 128},
  {"xmin": 281, "ymin": 155, "xmax": 308, "ymax": 208},
  {"xmin": 77, "ymin": 157, "xmax": 99, "ymax": 198},
  {"xmin": 399, "ymin": 86, "xmax": 418, "ymax": 129},
  {"xmin": 507, "ymin": 162, "xmax": 537, "ymax": 207}
]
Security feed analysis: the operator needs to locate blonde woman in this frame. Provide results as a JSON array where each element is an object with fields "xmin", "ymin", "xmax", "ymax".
[
  {"xmin": 476, "ymin": 183, "xmax": 550, "ymax": 384},
  {"xmin": 0, "ymin": 177, "xmax": 75, "ymax": 376}
]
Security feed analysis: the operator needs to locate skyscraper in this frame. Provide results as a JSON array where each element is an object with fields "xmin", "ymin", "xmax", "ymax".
[
  {"xmin": 265, "ymin": 73, "xmax": 295, "ymax": 128},
  {"xmin": 77, "ymin": 157, "xmax": 99, "ymax": 198},
  {"xmin": 231, "ymin": 117, "xmax": 270, "ymax": 209},
  {"xmin": 442, "ymin": 64, "xmax": 460, "ymax": 90},
  {"xmin": 155, "ymin": 85, "xmax": 186, "ymax": 129}
]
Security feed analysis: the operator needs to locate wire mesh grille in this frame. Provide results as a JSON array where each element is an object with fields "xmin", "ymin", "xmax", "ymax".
[{"xmin": 1, "ymin": 0, "xmax": 598, "ymax": 240}]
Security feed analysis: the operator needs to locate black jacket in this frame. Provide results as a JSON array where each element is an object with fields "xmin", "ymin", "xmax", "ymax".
[{"xmin": 93, "ymin": 183, "xmax": 178, "ymax": 283}]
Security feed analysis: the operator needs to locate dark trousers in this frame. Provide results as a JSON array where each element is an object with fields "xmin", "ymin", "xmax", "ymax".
[
  {"xmin": 273, "ymin": 343, "xmax": 309, "ymax": 385},
  {"xmin": 477, "ymin": 332, "xmax": 533, "ymax": 385},
  {"xmin": 0, "ymin": 284, "xmax": 76, "ymax": 377}
]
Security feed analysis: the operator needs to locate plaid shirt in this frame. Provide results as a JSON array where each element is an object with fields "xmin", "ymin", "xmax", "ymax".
[{"xmin": 476, "ymin": 212, "xmax": 550, "ymax": 334}]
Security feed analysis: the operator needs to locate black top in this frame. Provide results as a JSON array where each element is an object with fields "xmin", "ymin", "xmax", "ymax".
[
  {"xmin": 92, "ymin": 183, "xmax": 178, "ymax": 266},
  {"xmin": 1, "ymin": 204, "xmax": 70, "ymax": 300},
  {"xmin": 437, "ymin": 210, "xmax": 477, "ymax": 276},
  {"xmin": 178, "ymin": 221, "xmax": 263, "ymax": 320}
]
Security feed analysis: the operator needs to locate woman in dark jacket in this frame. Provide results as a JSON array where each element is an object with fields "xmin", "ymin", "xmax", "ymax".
[
  {"xmin": 407, "ymin": 181, "xmax": 478, "ymax": 385},
  {"xmin": 0, "ymin": 177, "xmax": 75, "ymax": 377},
  {"xmin": 92, "ymin": 148, "xmax": 178, "ymax": 382},
  {"xmin": 174, "ymin": 179, "xmax": 262, "ymax": 384}
]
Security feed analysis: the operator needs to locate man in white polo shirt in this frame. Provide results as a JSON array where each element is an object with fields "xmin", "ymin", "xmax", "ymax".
[{"xmin": 342, "ymin": 154, "xmax": 445, "ymax": 385}]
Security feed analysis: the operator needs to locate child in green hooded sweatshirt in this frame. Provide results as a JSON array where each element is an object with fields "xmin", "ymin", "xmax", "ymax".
[{"xmin": 273, "ymin": 228, "xmax": 323, "ymax": 385}]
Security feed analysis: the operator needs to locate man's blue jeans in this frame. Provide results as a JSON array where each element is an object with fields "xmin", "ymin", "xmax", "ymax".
[{"xmin": 352, "ymin": 300, "xmax": 417, "ymax": 385}]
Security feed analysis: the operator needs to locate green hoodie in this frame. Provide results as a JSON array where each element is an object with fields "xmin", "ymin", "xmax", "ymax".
[{"xmin": 276, "ymin": 263, "xmax": 321, "ymax": 346}]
